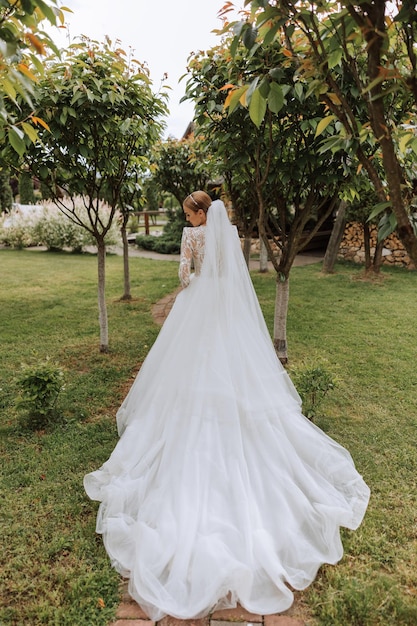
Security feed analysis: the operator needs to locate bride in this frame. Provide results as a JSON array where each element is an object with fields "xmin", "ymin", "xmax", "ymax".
[{"xmin": 84, "ymin": 191, "xmax": 370, "ymax": 621}]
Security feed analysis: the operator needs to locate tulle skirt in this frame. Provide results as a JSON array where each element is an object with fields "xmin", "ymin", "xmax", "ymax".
[{"xmin": 84, "ymin": 274, "xmax": 370, "ymax": 620}]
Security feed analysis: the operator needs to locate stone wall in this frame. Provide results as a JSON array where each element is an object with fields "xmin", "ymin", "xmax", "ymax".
[{"xmin": 338, "ymin": 222, "xmax": 415, "ymax": 270}]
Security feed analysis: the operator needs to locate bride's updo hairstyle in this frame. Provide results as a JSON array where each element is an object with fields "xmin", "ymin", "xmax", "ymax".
[{"xmin": 183, "ymin": 190, "xmax": 212, "ymax": 214}]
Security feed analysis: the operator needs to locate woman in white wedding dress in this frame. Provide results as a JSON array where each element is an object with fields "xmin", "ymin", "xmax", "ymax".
[{"xmin": 84, "ymin": 191, "xmax": 370, "ymax": 621}]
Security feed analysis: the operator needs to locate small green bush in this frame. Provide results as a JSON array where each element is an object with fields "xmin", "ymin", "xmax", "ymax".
[
  {"xmin": 135, "ymin": 234, "xmax": 180, "ymax": 254},
  {"xmin": 15, "ymin": 360, "xmax": 65, "ymax": 430},
  {"xmin": 136, "ymin": 207, "xmax": 185, "ymax": 254},
  {"xmin": 290, "ymin": 361, "xmax": 336, "ymax": 420}
]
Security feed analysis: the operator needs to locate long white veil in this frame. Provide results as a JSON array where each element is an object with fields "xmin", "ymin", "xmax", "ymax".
[{"xmin": 198, "ymin": 199, "xmax": 301, "ymax": 401}]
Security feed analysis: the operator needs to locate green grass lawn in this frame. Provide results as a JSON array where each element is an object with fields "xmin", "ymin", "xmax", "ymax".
[{"xmin": 1, "ymin": 249, "xmax": 416, "ymax": 625}]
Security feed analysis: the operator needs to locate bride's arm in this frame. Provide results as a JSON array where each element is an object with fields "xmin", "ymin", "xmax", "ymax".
[{"xmin": 178, "ymin": 228, "xmax": 192, "ymax": 287}]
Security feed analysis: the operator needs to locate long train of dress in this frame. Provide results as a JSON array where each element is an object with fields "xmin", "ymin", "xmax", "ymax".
[{"xmin": 84, "ymin": 200, "xmax": 370, "ymax": 621}]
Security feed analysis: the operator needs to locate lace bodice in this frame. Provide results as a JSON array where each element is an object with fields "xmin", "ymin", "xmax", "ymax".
[{"xmin": 179, "ymin": 226, "xmax": 206, "ymax": 288}]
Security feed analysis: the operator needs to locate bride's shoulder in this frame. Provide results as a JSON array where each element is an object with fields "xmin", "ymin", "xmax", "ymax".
[{"xmin": 184, "ymin": 226, "xmax": 205, "ymax": 239}]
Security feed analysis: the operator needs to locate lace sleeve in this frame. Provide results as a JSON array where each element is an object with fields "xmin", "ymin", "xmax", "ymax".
[{"xmin": 179, "ymin": 228, "xmax": 192, "ymax": 288}]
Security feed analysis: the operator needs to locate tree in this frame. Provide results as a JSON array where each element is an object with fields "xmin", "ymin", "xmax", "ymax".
[
  {"xmin": 185, "ymin": 40, "xmax": 346, "ymax": 362},
  {"xmin": 151, "ymin": 136, "xmax": 215, "ymax": 206},
  {"xmin": 118, "ymin": 159, "xmax": 147, "ymax": 301},
  {"xmin": 0, "ymin": 167, "xmax": 13, "ymax": 211},
  {"xmin": 226, "ymin": 1, "xmax": 417, "ymax": 267},
  {"xmin": 18, "ymin": 170, "xmax": 35, "ymax": 204},
  {"xmin": 23, "ymin": 38, "xmax": 167, "ymax": 352},
  {"xmin": 0, "ymin": 0, "xmax": 65, "ymax": 155}
]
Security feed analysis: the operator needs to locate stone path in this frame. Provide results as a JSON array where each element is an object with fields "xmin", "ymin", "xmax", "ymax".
[
  {"xmin": 110, "ymin": 580, "xmax": 307, "ymax": 626},
  {"xmin": 109, "ymin": 250, "xmax": 324, "ymax": 626}
]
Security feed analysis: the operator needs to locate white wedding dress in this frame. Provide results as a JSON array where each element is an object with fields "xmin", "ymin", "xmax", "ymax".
[{"xmin": 84, "ymin": 200, "xmax": 370, "ymax": 621}]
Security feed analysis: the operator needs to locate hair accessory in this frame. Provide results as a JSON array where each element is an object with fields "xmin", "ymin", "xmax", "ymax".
[{"xmin": 189, "ymin": 193, "xmax": 200, "ymax": 207}]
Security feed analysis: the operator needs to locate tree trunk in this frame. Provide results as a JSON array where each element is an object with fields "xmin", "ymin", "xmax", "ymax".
[
  {"xmin": 242, "ymin": 235, "xmax": 251, "ymax": 267},
  {"xmin": 273, "ymin": 274, "xmax": 290, "ymax": 365},
  {"xmin": 322, "ymin": 200, "xmax": 347, "ymax": 273},
  {"xmin": 120, "ymin": 220, "xmax": 132, "ymax": 301},
  {"xmin": 259, "ymin": 237, "xmax": 268, "ymax": 272},
  {"xmin": 364, "ymin": 230, "xmax": 384, "ymax": 276},
  {"xmin": 372, "ymin": 238, "xmax": 384, "ymax": 274},
  {"xmin": 363, "ymin": 2, "xmax": 417, "ymax": 266},
  {"xmin": 97, "ymin": 237, "xmax": 109, "ymax": 353},
  {"xmin": 364, "ymin": 221, "xmax": 371, "ymax": 271}
]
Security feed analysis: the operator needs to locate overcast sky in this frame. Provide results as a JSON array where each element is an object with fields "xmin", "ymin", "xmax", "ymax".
[{"xmin": 53, "ymin": 1, "xmax": 242, "ymax": 139}]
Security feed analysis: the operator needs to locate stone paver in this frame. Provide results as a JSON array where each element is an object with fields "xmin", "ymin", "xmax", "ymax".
[
  {"xmin": 110, "ymin": 601, "xmax": 305, "ymax": 626},
  {"xmin": 110, "ymin": 571, "xmax": 307, "ymax": 626},
  {"xmin": 211, "ymin": 607, "xmax": 262, "ymax": 622}
]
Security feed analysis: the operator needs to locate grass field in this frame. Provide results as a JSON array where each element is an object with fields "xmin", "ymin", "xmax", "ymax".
[{"xmin": 1, "ymin": 248, "xmax": 416, "ymax": 625}]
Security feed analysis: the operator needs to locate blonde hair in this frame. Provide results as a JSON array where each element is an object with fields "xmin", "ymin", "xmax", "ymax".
[{"xmin": 183, "ymin": 190, "xmax": 212, "ymax": 214}]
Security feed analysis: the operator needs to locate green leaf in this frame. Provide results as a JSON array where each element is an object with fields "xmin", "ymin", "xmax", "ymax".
[
  {"xmin": 268, "ymin": 82, "xmax": 284, "ymax": 114},
  {"xmin": 399, "ymin": 132, "xmax": 413, "ymax": 155},
  {"xmin": 263, "ymin": 21, "xmax": 281, "ymax": 47},
  {"xmin": 249, "ymin": 88, "xmax": 267, "ymax": 128},
  {"xmin": 362, "ymin": 74, "xmax": 384, "ymax": 95},
  {"xmin": 327, "ymin": 48, "xmax": 343, "ymax": 69},
  {"xmin": 21, "ymin": 0, "xmax": 35, "ymax": 13},
  {"xmin": 79, "ymin": 144, "xmax": 90, "ymax": 158},
  {"xmin": 8, "ymin": 126, "xmax": 26, "ymax": 156},
  {"xmin": 314, "ymin": 115, "xmax": 336, "ymax": 138},
  {"xmin": 367, "ymin": 201, "xmax": 392, "ymax": 221},
  {"xmin": 35, "ymin": 0, "xmax": 58, "ymax": 25},
  {"xmin": 258, "ymin": 77, "xmax": 270, "ymax": 99},
  {"xmin": 294, "ymin": 82, "xmax": 303, "ymax": 101},
  {"xmin": 317, "ymin": 135, "xmax": 346, "ymax": 154},
  {"xmin": 377, "ymin": 212, "xmax": 397, "ymax": 241},
  {"xmin": 39, "ymin": 165, "xmax": 49, "ymax": 179},
  {"xmin": 410, "ymin": 138, "xmax": 417, "ymax": 156},
  {"xmin": 246, "ymin": 76, "xmax": 260, "ymax": 101},
  {"xmin": 227, "ymin": 86, "xmax": 248, "ymax": 115},
  {"xmin": 21, "ymin": 122, "xmax": 38, "ymax": 143},
  {"xmin": 3, "ymin": 77, "xmax": 17, "ymax": 101},
  {"xmin": 230, "ymin": 35, "xmax": 240, "ymax": 58},
  {"xmin": 242, "ymin": 24, "xmax": 258, "ymax": 50},
  {"xmin": 269, "ymin": 68, "xmax": 283, "ymax": 80}
]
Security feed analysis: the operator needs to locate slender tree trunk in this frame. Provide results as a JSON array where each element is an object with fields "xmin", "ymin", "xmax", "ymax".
[
  {"xmin": 364, "ymin": 228, "xmax": 384, "ymax": 275},
  {"xmin": 97, "ymin": 237, "xmax": 109, "ymax": 353},
  {"xmin": 120, "ymin": 218, "xmax": 132, "ymax": 301},
  {"xmin": 322, "ymin": 200, "xmax": 347, "ymax": 273},
  {"xmin": 242, "ymin": 235, "xmax": 251, "ymax": 267},
  {"xmin": 273, "ymin": 274, "xmax": 290, "ymax": 365},
  {"xmin": 259, "ymin": 236, "xmax": 268, "ymax": 272},
  {"xmin": 372, "ymin": 238, "xmax": 384, "ymax": 273},
  {"xmin": 364, "ymin": 221, "xmax": 371, "ymax": 271}
]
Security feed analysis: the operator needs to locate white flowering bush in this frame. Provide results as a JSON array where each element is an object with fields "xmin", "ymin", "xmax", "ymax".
[
  {"xmin": 33, "ymin": 206, "xmax": 87, "ymax": 252},
  {"xmin": 0, "ymin": 207, "xmax": 39, "ymax": 248},
  {"xmin": 0, "ymin": 198, "xmax": 121, "ymax": 251}
]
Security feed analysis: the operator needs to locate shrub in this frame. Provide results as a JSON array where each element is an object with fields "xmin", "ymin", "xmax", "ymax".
[
  {"xmin": 0, "ymin": 168, "xmax": 13, "ymax": 211},
  {"xmin": 290, "ymin": 361, "xmax": 337, "ymax": 420},
  {"xmin": 0, "ymin": 210, "xmax": 38, "ymax": 248},
  {"xmin": 18, "ymin": 171, "xmax": 35, "ymax": 204},
  {"xmin": 15, "ymin": 360, "xmax": 65, "ymax": 430},
  {"xmin": 33, "ymin": 208, "xmax": 87, "ymax": 252},
  {"xmin": 136, "ymin": 206, "xmax": 184, "ymax": 254},
  {"xmin": 0, "ymin": 199, "xmax": 121, "ymax": 251}
]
